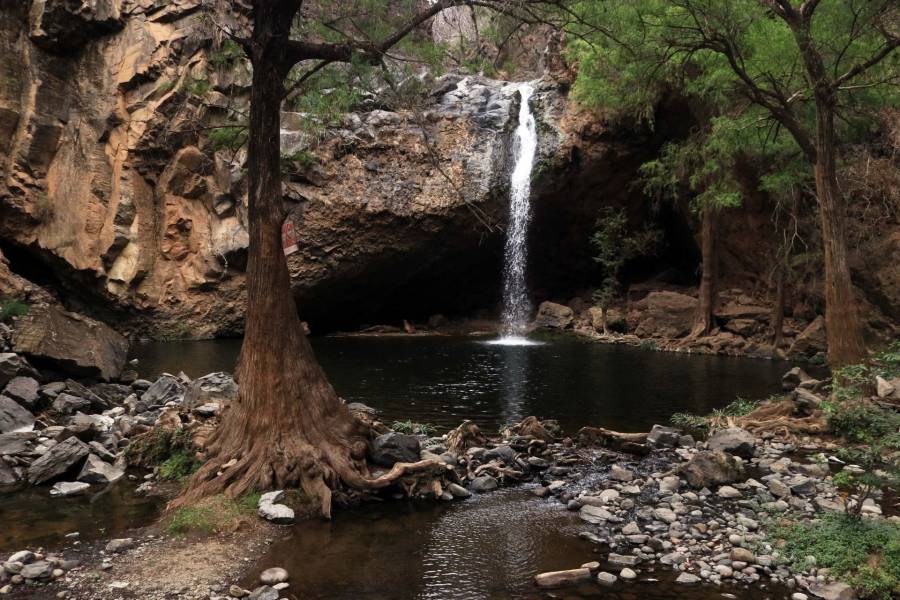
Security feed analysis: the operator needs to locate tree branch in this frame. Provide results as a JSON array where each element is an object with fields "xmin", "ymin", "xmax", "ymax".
[{"xmin": 833, "ymin": 35, "xmax": 900, "ymax": 89}]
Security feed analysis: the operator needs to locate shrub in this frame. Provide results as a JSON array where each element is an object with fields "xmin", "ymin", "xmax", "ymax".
[
  {"xmin": 392, "ymin": 420, "xmax": 435, "ymax": 436},
  {"xmin": 181, "ymin": 77, "xmax": 210, "ymax": 97},
  {"xmin": 771, "ymin": 513, "xmax": 900, "ymax": 600},
  {"xmin": 208, "ymin": 126, "xmax": 248, "ymax": 151},
  {"xmin": 671, "ymin": 396, "xmax": 761, "ymax": 431},
  {"xmin": 158, "ymin": 451, "xmax": 198, "ymax": 481},
  {"xmin": 0, "ymin": 298, "xmax": 29, "ymax": 322}
]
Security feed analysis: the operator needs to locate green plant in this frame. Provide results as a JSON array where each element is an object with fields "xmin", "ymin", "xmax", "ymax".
[
  {"xmin": 391, "ymin": 420, "xmax": 436, "ymax": 436},
  {"xmin": 280, "ymin": 149, "xmax": 318, "ymax": 170},
  {"xmin": 167, "ymin": 492, "xmax": 266, "ymax": 536},
  {"xmin": 208, "ymin": 39, "xmax": 243, "ymax": 69},
  {"xmin": 181, "ymin": 77, "xmax": 210, "ymax": 97},
  {"xmin": 637, "ymin": 339, "xmax": 658, "ymax": 351},
  {"xmin": 126, "ymin": 428, "xmax": 193, "ymax": 468},
  {"xmin": 0, "ymin": 298, "xmax": 29, "ymax": 322},
  {"xmin": 158, "ymin": 451, "xmax": 198, "ymax": 481},
  {"xmin": 771, "ymin": 513, "xmax": 900, "ymax": 599},
  {"xmin": 208, "ymin": 126, "xmax": 248, "ymax": 152},
  {"xmin": 671, "ymin": 396, "xmax": 760, "ymax": 431}
]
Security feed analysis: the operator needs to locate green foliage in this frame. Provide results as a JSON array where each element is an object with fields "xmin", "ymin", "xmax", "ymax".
[
  {"xmin": 590, "ymin": 207, "xmax": 660, "ymax": 310},
  {"xmin": 208, "ymin": 126, "xmax": 248, "ymax": 152},
  {"xmin": 671, "ymin": 396, "xmax": 760, "ymax": 430},
  {"xmin": 208, "ymin": 39, "xmax": 243, "ymax": 69},
  {"xmin": 158, "ymin": 451, "xmax": 198, "ymax": 481},
  {"xmin": 0, "ymin": 298, "xmax": 29, "ymax": 322},
  {"xmin": 181, "ymin": 77, "xmax": 210, "ymax": 97},
  {"xmin": 280, "ymin": 149, "xmax": 318, "ymax": 171},
  {"xmin": 126, "ymin": 428, "xmax": 193, "ymax": 468},
  {"xmin": 392, "ymin": 420, "xmax": 436, "ymax": 436},
  {"xmin": 771, "ymin": 513, "xmax": 900, "ymax": 599}
]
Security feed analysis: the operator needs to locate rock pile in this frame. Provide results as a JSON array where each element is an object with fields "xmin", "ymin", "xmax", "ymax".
[{"xmin": 0, "ymin": 548, "xmax": 80, "ymax": 593}]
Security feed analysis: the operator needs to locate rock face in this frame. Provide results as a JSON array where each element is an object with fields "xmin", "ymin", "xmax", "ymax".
[
  {"xmin": 633, "ymin": 292, "xmax": 699, "ymax": 339},
  {"xmin": 0, "ymin": 396, "xmax": 34, "ymax": 434},
  {"xmin": 788, "ymin": 316, "xmax": 827, "ymax": 359},
  {"xmin": 11, "ymin": 305, "xmax": 128, "ymax": 380},
  {"xmin": 707, "ymin": 427, "xmax": 756, "ymax": 459}
]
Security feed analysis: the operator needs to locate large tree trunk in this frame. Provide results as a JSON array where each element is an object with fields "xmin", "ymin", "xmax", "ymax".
[
  {"xmin": 812, "ymin": 102, "xmax": 865, "ymax": 367},
  {"xmin": 171, "ymin": 1, "xmax": 368, "ymax": 516},
  {"xmin": 691, "ymin": 208, "xmax": 716, "ymax": 337}
]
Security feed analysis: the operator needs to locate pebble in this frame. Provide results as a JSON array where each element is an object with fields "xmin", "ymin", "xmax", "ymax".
[
  {"xmin": 259, "ymin": 567, "xmax": 289, "ymax": 585},
  {"xmin": 619, "ymin": 568, "xmax": 637, "ymax": 580}
]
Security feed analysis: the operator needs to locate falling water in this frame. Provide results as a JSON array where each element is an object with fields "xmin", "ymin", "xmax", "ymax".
[{"xmin": 491, "ymin": 82, "xmax": 539, "ymax": 346}]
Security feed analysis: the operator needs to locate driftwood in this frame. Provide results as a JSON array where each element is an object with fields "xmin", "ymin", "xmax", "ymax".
[
  {"xmin": 503, "ymin": 416, "xmax": 555, "ymax": 443},
  {"xmin": 446, "ymin": 420, "xmax": 486, "ymax": 455},
  {"xmin": 736, "ymin": 398, "xmax": 826, "ymax": 438},
  {"xmin": 577, "ymin": 427, "xmax": 651, "ymax": 456}
]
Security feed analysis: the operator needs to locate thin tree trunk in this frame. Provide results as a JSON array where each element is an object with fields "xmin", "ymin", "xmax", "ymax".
[
  {"xmin": 692, "ymin": 208, "xmax": 716, "ymax": 337},
  {"xmin": 772, "ymin": 265, "xmax": 785, "ymax": 351},
  {"xmin": 812, "ymin": 101, "xmax": 865, "ymax": 367},
  {"xmin": 601, "ymin": 305, "xmax": 609, "ymax": 335}
]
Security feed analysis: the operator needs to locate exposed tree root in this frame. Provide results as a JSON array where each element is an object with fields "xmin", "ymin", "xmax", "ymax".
[
  {"xmin": 502, "ymin": 416, "xmax": 555, "ymax": 443},
  {"xmin": 446, "ymin": 420, "xmax": 486, "ymax": 455},
  {"xmin": 577, "ymin": 426, "xmax": 651, "ymax": 455},
  {"xmin": 735, "ymin": 399, "xmax": 827, "ymax": 438}
]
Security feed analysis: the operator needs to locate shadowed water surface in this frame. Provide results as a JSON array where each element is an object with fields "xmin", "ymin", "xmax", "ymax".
[{"xmin": 131, "ymin": 334, "xmax": 791, "ymax": 434}]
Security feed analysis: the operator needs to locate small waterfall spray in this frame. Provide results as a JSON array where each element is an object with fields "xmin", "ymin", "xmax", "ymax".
[{"xmin": 493, "ymin": 82, "xmax": 539, "ymax": 345}]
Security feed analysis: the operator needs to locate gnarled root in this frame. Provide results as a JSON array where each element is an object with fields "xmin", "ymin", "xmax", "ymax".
[
  {"xmin": 735, "ymin": 399, "xmax": 826, "ymax": 439},
  {"xmin": 577, "ymin": 426, "xmax": 651, "ymax": 455},
  {"xmin": 446, "ymin": 420, "xmax": 486, "ymax": 455},
  {"xmin": 502, "ymin": 416, "xmax": 555, "ymax": 443}
]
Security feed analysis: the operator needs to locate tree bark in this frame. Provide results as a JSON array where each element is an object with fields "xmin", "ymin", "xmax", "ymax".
[
  {"xmin": 171, "ymin": 1, "xmax": 371, "ymax": 516},
  {"xmin": 772, "ymin": 264, "xmax": 785, "ymax": 352},
  {"xmin": 811, "ymin": 100, "xmax": 865, "ymax": 367},
  {"xmin": 601, "ymin": 305, "xmax": 609, "ymax": 335},
  {"xmin": 692, "ymin": 208, "xmax": 716, "ymax": 337}
]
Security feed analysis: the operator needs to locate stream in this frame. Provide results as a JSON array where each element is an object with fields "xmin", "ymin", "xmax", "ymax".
[{"xmin": 3, "ymin": 335, "xmax": 796, "ymax": 598}]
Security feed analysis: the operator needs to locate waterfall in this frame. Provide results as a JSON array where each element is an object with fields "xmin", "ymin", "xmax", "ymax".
[{"xmin": 493, "ymin": 83, "xmax": 539, "ymax": 345}]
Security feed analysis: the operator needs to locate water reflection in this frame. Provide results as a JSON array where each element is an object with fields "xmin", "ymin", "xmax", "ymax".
[{"xmin": 499, "ymin": 344, "xmax": 529, "ymax": 427}]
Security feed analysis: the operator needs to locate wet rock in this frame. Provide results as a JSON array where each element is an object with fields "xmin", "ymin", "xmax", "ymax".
[
  {"xmin": 608, "ymin": 553, "xmax": 638, "ymax": 567},
  {"xmin": 11, "ymin": 305, "xmax": 129, "ymax": 380},
  {"xmin": 579, "ymin": 505, "xmax": 613, "ymax": 524},
  {"xmin": 447, "ymin": 483, "xmax": 471, "ymax": 498},
  {"xmin": 248, "ymin": 586, "xmax": 279, "ymax": 600},
  {"xmin": 27, "ymin": 437, "xmax": 90, "ymax": 484},
  {"xmin": 619, "ymin": 567, "xmax": 637, "ymax": 580},
  {"xmin": 0, "ymin": 460, "xmax": 17, "ymax": 485},
  {"xmin": 183, "ymin": 372, "xmax": 237, "ymax": 410},
  {"xmin": 2, "ymin": 377, "xmax": 39, "ymax": 409},
  {"xmin": 142, "ymin": 375, "xmax": 187, "ymax": 406},
  {"xmin": 647, "ymin": 425, "xmax": 681, "ymax": 448},
  {"xmin": 707, "ymin": 427, "xmax": 755, "ymax": 458},
  {"xmin": 596, "ymin": 571, "xmax": 617, "ymax": 586},
  {"xmin": 534, "ymin": 302, "xmax": 574, "ymax": 329},
  {"xmin": 0, "ymin": 396, "xmax": 34, "ymax": 434},
  {"xmin": 105, "ymin": 538, "xmax": 134, "ymax": 553},
  {"xmin": 808, "ymin": 582, "xmax": 857, "ymax": 600},
  {"xmin": 77, "ymin": 454, "xmax": 124, "ymax": 484},
  {"xmin": 370, "ymin": 432, "xmax": 420, "ymax": 467},
  {"xmin": 259, "ymin": 567, "xmax": 288, "ymax": 585},
  {"xmin": 675, "ymin": 572, "xmax": 700, "ymax": 584},
  {"xmin": 471, "ymin": 475, "xmax": 498, "ymax": 493},
  {"xmin": 534, "ymin": 568, "xmax": 591, "ymax": 588},
  {"xmin": 49, "ymin": 481, "xmax": 90, "ymax": 497},
  {"xmin": 678, "ymin": 450, "xmax": 744, "ymax": 488}
]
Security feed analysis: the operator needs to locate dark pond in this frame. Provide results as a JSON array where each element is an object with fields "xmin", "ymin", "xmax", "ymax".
[{"xmin": 131, "ymin": 333, "xmax": 792, "ymax": 434}]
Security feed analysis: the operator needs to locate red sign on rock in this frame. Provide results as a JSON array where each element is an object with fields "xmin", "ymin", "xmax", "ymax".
[{"xmin": 282, "ymin": 221, "xmax": 299, "ymax": 256}]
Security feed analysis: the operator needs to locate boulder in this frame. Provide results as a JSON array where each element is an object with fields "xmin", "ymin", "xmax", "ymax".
[
  {"xmin": 707, "ymin": 427, "xmax": 756, "ymax": 458},
  {"xmin": 677, "ymin": 450, "xmax": 745, "ymax": 488},
  {"xmin": 0, "ymin": 432, "xmax": 37, "ymax": 456},
  {"xmin": 647, "ymin": 424, "xmax": 681, "ymax": 448},
  {"xmin": 105, "ymin": 538, "xmax": 134, "ymax": 553},
  {"xmin": 20, "ymin": 560, "xmax": 52, "ymax": 580},
  {"xmin": 0, "ymin": 353, "xmax": 36, "ymax": 388},
  {"xmin": 876, "ymin": 376, "xmax": 897, "ymax": 399},
  {"xmin": 782, "ymin": 367, "xmax": 813, "ymax": 391},
  {"xmin": 258, "ymin": 502, "xmax": 295, "ymax": 525},
  {"xmin": 470, "ymin": 475, "xmax": 498, "ymax": 493},
  {"xmin": 26, "ymin": 437, "xmax": 90, "ymax": 484},
  {"xmin": 369, "ymin": 432, "xmax": 420, "ymax": 467},
  {"xmin": 77, "ymin": 454, "xmax": 124, "ymax": 484},
  {"xmin": 0, "ymin": 396, "xmax": 34, "ymax": 434},
  {"xmin": 788, "ymin": 315, "xmax": 827, "ymax": 359},
  {"xmin": 183, "ymin": 372, "xmax": 238, "ymax": 410},
  {"xmin": 51, "ymin": 393, "xmax": 92, "ymax": 416},
  {"xmin": 2, "ymin": 377, "xmax": 39, "ymax": 409},
  {"xmin": 634, "ymin": 291, "xmax": 699, "ymax": 338},
  {"xmin": 259, "ymin": 567, "xmax": 289, "ymax": 585},
  {"xmin": 142, "ymin": 375, "xmax": 187, "ymax": 406},
  {"xmin": 11, "ymin": 305, "xmax": 129, "ymax": 381},
  {"xmin": 588, "ymin": 307, "xmax": 627, "ymax": 333},
  {"xmin": 534, "ymin": 568, "xmax": 591, "ymax": 588},
  {"xmin": 534, "ymin": 301, "xmax": 574, "ymax": 329},
  {"xmin": 0, "ymin": 459, "xmax": 17, "ymax": 484}
]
